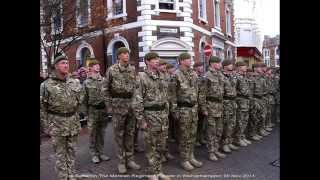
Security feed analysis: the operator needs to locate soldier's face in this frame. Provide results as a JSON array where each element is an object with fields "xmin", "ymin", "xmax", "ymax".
[
  {"xmin": 159, "ymin": 64, "xmax": 167, "ymax": 72},
  {"xmin": 181, "ymin": 58, "xmax": 192, "ymax": 69},
  {"xmin": 55, "ymin": 60, "xmax": 69, "ymax": 75},
  {"xmin": 147, "ymin": 58, "xmax": 159, "ymax": 70},
  {"xmin": 118, "ymin": 52, "xmax": 129, "ymax": 65},
  {"xmin": 168, "ymin": 67, "xmax": 175, "ymax": 74},
  {"xmin": 239, "ymin": 66, "xmax": 247, "ymax": 72},
  {"xmin": 225, "ymin": 64, "xmax": 233, "ymax": 71},
  {"xmin": 212, "ymin": 62, "xmax": 222, "ymax": 70},
  {"xmin": 91, "ymin": 64, "xmax": 100, "ymax": 73},
  {"xmin": 196, "ymin": 66, "xmax": 204, "ymax": 74}
]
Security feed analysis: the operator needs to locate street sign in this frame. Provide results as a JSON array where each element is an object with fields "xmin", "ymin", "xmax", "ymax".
[{"xmin": 204, "ymin": 44, "xmax": 212, "ymax": 57}]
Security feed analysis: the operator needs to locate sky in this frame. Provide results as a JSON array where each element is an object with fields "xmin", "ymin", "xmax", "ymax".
[{"xmin": 258, "ymin": 0, "xmax": 280, "ymax": 37}]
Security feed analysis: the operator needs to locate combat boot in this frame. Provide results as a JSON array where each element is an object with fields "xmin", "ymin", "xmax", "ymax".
[
  {"xmin": 91, "ymin": 155, "xmax": 100, "ymax": 164},
  {"xmin": 266, "ymin": 127, "xmax": 273, "ymax": 131},
  {"xmin": 195, "ymin": 141, "xmax": 202, "ymax": 147},
  {"xmin": 222, "ymin": 145, "xmax": 232, "ymax": 153},
  {"xmin": 148, "ymin": 175, "xmax": 159, "ymax": 180},
  {"xmin": 215, "ymin": 151, "xmax": 226, "ymax": 159},
  {"xmin": 270, "ymin": 123, "xmax": 275, "ymax": 127},
  {"xmin": 127, "ymin": 160, "xmax": 141, "ymax": 170},
  {"xmin": 158, "ymin": 173, "xmax": 171, "ymax": 180},
  {"xmin": 99, "ymin": 154, "xmax": 110, "ymax": 161},
  {"xmin": 237, "ymin": 140, "xmax": 248, "ymax": 147},
  {"xmin": 255, "ymin": 134, "xmax": 263, "ymax": 140},
  {"xmin": 208, "ymin": 153, "xmax": 218, "ymax": 161},
  {"xmin": 180, "ymin": 161, "xmax": 195, "ymax": 171},
  {"xmin": 229, "ymin": 144, "xmax": 239, "ymax": 150},
  {"xmin": 250, "ymin": 135, "xmax": 260, "ymax": 141},
  {"xmin": 165, "ymin": 153, "xmax": 175, "ymax": 160},
  {"xmin": 190, "ymin": 154, "xmax": 203, "ymax": 168},
  {"xmin": 118, "ymin": 164, "xmax": 127, "ymax": 174},
  {"xmin": 243, "ymin": 138, "xmax": 252, "ymax": 145}
]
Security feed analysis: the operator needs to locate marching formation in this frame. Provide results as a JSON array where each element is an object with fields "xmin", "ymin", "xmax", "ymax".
[{"xmin": 40, "ymin": 47, "xmax": 280, "ymax": 180}]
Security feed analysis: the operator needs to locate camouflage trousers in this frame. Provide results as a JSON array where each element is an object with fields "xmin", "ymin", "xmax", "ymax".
[
  {"xmin": 112, "ymin": 103, "xmax": 136, "ymax": 164},
  {"xmin": 266, "ymin": 94, "xmax": 275, "ymax": 127},
  {"xmin": 258, "ymin": 96, "xmax": 269, "ymax": 132},
  {"xmin": 248, "ymin": 97, "xmax": 266, "ymax": 137},
  {"xmin": 206, "ymin": 101, "xmax": 224, "ymax": 153},
  {"xmin": 197, "ymin": 112, "xmax": 207, "ymax": 143},
  {"xmin": 177, "ymin": 106, "xmax": 198, "ymax": 162},
  {"xmin": 88, "ymin": 108, "xmax": 108, "ymax": 157},
  {"xmin": 144, "ymin": 110, "xmax": 168, "ymax": 175},
  {"xmin": 234, "ymin": 98, "xmax": 250, "ymax": 141},
  {"xmin": 52, "ymin": 135, "xmax": 78, "ymax": 180},
  {"xmin": 275, "ymin": 104, "xmax": 280, "ymax": 122},
  {"xmin": 222, "ymin": 100, "xmax": 237, "ymax": 145}
]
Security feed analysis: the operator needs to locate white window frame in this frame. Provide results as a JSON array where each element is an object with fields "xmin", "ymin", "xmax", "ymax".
[
  {"xmin": 226, "ymin": 6, "xmax": 232, "ymax": 37},
  {"xmin": 198, "ymin": 0, "xmax": 207, "ymax": 23},
  {"xmin": 76, "ymin": 0, "xmax": 91, "ymax": 28},
  {"xmin": 51, "ymin": 2, "xmax": 63, "ymax": 35},
  {"xmin": 155, "ymin": 0, "xmax": 180, "ymax": 14},
  {"xmin": 107, "ymin": 0, "xmax": 127, "ymax": 20},
  {"xmin": 214, "ymin": 0, "xmax": 221, "ymax": 30}
]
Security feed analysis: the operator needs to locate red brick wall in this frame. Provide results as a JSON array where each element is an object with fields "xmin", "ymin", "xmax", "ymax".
[
  {"xmin": 192, "ymin": 0, "xmax": 214, "ymax": 31},
  {"xmin": 193, "ymin": 30, "xmax": 212, "ymax": 64}
]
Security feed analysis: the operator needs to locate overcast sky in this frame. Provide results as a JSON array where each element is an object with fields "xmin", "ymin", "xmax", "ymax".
[{"xmin": 257, "ymin": 0, "xmax": 280, "ymax": 37}]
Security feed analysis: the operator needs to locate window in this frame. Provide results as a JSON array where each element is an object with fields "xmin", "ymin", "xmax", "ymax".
[
  {"xmin": 214, "ymin": 0, "xmax": 221, "ymax": 29},
  {"xmin": 77, "ymin": 0, "xmax": 90, "ymax": 27},
  {"xmin": 107, "ymin": 0, "xmax": 127, "ymax": 19},
  {"xmin": 51, "ymin": 2, "xmax": 63, "ymax": 34},
  {"xmin": 159, "ymin": 0, "xmax": 175, "ymax": 10},
  {"xmin": 226, "ymin": 7, "xmax": 231, "ymax": 35},
  {"xmin": 227, "ymin": 48, "xmax": 232, "ymax": 59},
  {"xmin": 199, "ymin": 0, "xmax": 207, "ymax": 21}
]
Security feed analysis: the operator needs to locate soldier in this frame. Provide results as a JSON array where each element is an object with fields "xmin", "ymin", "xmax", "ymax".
[
  {"xmin": 158, "ymin": 59, "xmax": 175, "ymax": 162},
  {"xmin": 260, "ymin": 64, "xmax": 271, "ymax": 136},
  {"xmin": 83, "ymin": 60, "xmax": 111, "ymax": 163},
  {"xmin": 133, "ymin": 52, "xmax": 171, "ymax": 180},
  {"xmin": 221, "ymin": 60, "xmax": 240, "ymax": 153},
  {"xmin": 193, "ymin": 62, "xmax": 207, "ymax": 147},
  {"xmin": 172, "ymin": 52, "xmax": 203, "ymax": 171},
  {"xmin": 273, "ymin": 68, "xmax": 280, "ymax": 123},
  {"xmin": 233, "ymin": 61, "xmax": 252, "ymax": 147},
  {"xmin": 103, "ymin": 47, "xmax": 141, "ymax": 174},
  {"xmin": 265, "ymin": 67, "xmax": 276, "ymax": 130},
  {"xmin": 199, "ymin": 56, "xmax": 226, "ymax": 161},
  {"xmin": 40, "ymin": 55, "xmax": 84, "ymax": 180}
]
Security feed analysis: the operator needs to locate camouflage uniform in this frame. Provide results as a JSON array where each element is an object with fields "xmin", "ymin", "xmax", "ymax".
[
  {"xmin": 132, "ymin": 69, "xmax": 168, "ymax": 175},
  {"xmin": 103, "ymin": 63, "xmax": 137, "ymax": 167},
  {"xmin": 234, "ymin": 72, "xmax": 251, "ymax": 143},
  {"xmin": 40, "ymin": 71, "xmax": 84, "ymax": 180},
  {"xmin": 265, "ymin": 74, "xmax": 276, "ymax": 128},
  {"xmin": 259, "ymin": 74, "xmax": 269, "ymax": 134},
  {"xmin": 274, "ymin": 74, "xmax": 280, "ymax": 122},
  {"xmin": 200, "ymin": 67, "xmax": 225, "ymax": 155},
  {"xmin": 172, "ymin": 68, "xmax": 201, "ymax": 164},
  {"xmin": 83, "ymin": 73, "xmax": 109, "ymax": 159},
  {"xmin": 196, "ymin": 74, "xmax": 207, "ymax": 145},
  {"xmin": 221, "ymin": 70, "xmax": 238, "ymax": 146}
]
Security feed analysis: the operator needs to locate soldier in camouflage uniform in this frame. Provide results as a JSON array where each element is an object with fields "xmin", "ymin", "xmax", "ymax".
[
  {"xmin": 172, "ymin": 52, "xmax": 203, "ymax": 171},
  {"xmin": 83, "ymin": 60, "xmax": 111, "ymax": 164},
  {"xmin": 193, "ymin": 62, "xmax": 207, "ymax": 147},
  {"xmin": 199, "ymin": 56, "xmax": 227, "ymax": 161},
  {"xmin": 132, "ymin": 52, "xmax": 171, "ymax": 180},
  {"xmin": 259, "ymin": 64, "xmax": 271, "ymax": 136},
  {"xmin": 265, "ymin": 67, "xmax": 276, "ymax": 130},
  {"xmin": 221, "ymin": 60, "xmax": 240, "ymax": 153},
  {"xmin": 273, "ymin": 68, "xmax": 280, "ymax": 123},
  {"xmin": 158, "ymin": 59, "xmax": 175, "ymax": 162},
  {"xmin": 40, "ymin": 55, "xmax": 84, "ymax": 180},
  {"xmin": 102, "ymin": 47, "xmax": 141, "ymax": 174},
  {"xmin": 233, "ymin": 61, "xmax": 252, "ymax": 147}
]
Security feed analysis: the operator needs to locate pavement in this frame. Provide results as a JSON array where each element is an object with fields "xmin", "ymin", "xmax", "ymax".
[{"xmin": 40, "ymin": 123, "xmax": 280, "ymax": 180}]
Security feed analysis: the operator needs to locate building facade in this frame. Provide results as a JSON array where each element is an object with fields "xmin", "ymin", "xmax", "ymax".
[
  {"xmin": 41, "ymin": 0, "xmax": 237, "ymax": 74},
  {"xmin": 262, "ymin": 35, "xmax": 279, "ymax": 67}
]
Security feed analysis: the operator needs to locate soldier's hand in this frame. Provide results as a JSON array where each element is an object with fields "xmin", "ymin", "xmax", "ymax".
[{"xmin": 140, "ymin": 120, "xmax": 148, "ymax": 130}]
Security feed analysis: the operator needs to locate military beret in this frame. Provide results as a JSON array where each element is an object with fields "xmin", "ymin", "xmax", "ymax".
[
  {"xmin": 166, "ymin": 63, "xmax": 174, "ymax": 69},
  {"xmin": 159, "ymin": 59, "xmax": 168, "ymax": 65},
  {"xmin": 222, "ymin": 60, "xmax": 233, "ymax": 67},
  {"xmin": 235, "ymin": 61, "xmax": 247, "ymax": 67},
  {"xmin": 193, "ymin": 62, "xmax": 203, "ymax": 68},
  {"xmin": 178, "ymin": 52, "xmax": 191, "ymax": 61},
  {"xmin": 208, "ymin": 56, "xmax": 221, "ymax": 64},
  {"xmin": 53, "ymin": 55, "xmax": 68, "ymax": 65},
  {"xmin": 144, "ymin": 52, "xmax": 159, "ymax": 61},
  {"xmin": 117, "ymin": 47, "xmax": 130, "ymax": 56},
  {"xmin": 88, "ymin": 59, "xmax": 99, "ymax": 67}
]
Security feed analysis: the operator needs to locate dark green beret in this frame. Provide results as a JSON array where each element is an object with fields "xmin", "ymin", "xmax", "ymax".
[
  {"xmin": 117, "ymin": 47, "xmax": 130, "ymax": 56},
  {"xmin": 159, "ymin": 59, "xmax": 168, "ymax": 65},
  {"xmin": 235, "ymin": 61, "xmax": 247, "ymax": 67},
  {"xmin": 193, "ymin": 62, "xmax": 203, "ymax": 68},
  {"xmin": 144, "ymin": 52, "xmax": 159, "ymax": 61},
  {"xmin": 166, "ymin": 63, "xmax": 174, "ymax": 69},
  {"xmin": 178, "ymin": 52, "xmax": 191, "ymax": 61},
  {"xmin": 222, "ymin": 60, "xmax": 233, "ymax": 67},
  {"xmin": 208, "ymin": 56, "xmax": 221, "ymax": 64},
  {"xmin": 88, "ymin": 59, "xmax": 99, "ymax": 67},
  {"xmin": 53, "ymin": 55, "xmax": 68, "ymax": 65}
]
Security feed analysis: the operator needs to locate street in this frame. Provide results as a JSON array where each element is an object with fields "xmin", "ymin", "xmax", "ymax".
[{"xmin": 40, "ymin": 124, "xmax": 280, "ymax": 180}]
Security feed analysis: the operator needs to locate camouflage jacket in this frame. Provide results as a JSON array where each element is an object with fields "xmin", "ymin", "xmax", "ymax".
[
  {"xmin": 251, "ymin": 73, "xmax": 267, "ymax": 97},
  {"xmin": 222, "ymin": 70, "xmax": 237, "ymax": 99},
  {"xmin": 83, "ymin": 73, "xmax": 105, "ymax": 114},
  {"xmin": 199, "ymin": 67, "xmax": 225, "ymax": 114},
  {"xmin": 103, "ymin": 63, "xmax": 136, "ymax": 109},
  {"xmin": 132, "ymin": 69, "xmax": 168, "ymax": 124},
  {"xmin": 235, "ymin": 72, "xmax": 250, "ymax": 111},
  {"xmin": 273, "ymin": 75, "xmax": 280, "ymax": 104},
  {"xmin": 40, "ymin": 71, "xmax": 84, "ymax": 136}
]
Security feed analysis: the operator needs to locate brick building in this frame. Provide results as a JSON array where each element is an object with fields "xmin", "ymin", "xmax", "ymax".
[
  {"xmin": 262, "ymin": 35, "xmax": 279, "ymax": 67},
  {"xmin": 41, "ymin": 0, "xmax": 237, "ymax": 74}
]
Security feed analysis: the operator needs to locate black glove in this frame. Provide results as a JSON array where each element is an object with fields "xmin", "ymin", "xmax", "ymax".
[{"xmin": 104, "ymin": 112, "xmax": 113, "ymax": 122}]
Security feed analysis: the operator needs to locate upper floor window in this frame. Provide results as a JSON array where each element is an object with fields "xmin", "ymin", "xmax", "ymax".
[
  {"xmin": 159, "ymin": 0, "xmax": 175, "ymax": 10},
  {"xmin": 51, "ymin": 2, "xmax": 63, "ymax": 34},
  {"xmin": 226, "ymin": 7, "xmax": 231, "ymax": 35},
  {"xmin": 107, "ymin": 0, "xmax": 127, "ymax": 19},
  {"xmin": 199, "ymin": 0, "xmax": 207, "ymax": 21},
  {"xmin": 214, "ymin": 0, "xmax": 221, "ymax": 29},
  {"xmin": 77, "ymin": 0, "xmax": 90, "ymax": 27}
]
